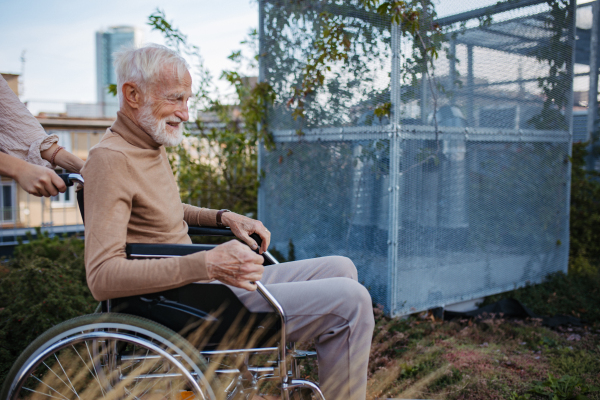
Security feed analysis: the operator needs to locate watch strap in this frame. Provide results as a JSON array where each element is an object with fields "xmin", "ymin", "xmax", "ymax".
[{"xmin": 216, "ymin": 209, "xmax": 230, "ymax": 228}]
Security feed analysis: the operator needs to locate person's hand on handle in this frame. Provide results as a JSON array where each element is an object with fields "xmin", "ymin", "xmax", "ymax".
[
  {"xmin": 205, "ymin": 240, "xmax": 265, "ymax": 291},
  {"xmin": 221, "ymin": 212, "xmax": 271, "ymax": 254},
  {"xmin": 18, "ymin": 163, "xmax": 67, "ymax": 197},
  {"xmin": 0, "ymin": 152, "xmax": 66, "ymax": 197}
]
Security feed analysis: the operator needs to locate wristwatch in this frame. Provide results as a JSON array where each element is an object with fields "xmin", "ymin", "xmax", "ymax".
[{"xmin": 216, "ymin": 209, "xmax": 231, "ymax": 228}]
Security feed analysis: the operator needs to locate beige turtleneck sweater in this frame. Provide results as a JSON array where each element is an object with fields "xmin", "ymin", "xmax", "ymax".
[{"xmin": 82, "ymin": 112, "xmax": 218, "ymax": 301}]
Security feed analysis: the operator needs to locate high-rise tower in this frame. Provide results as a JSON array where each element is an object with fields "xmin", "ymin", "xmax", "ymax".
[{"xmin": 96, "ymin": 26, "xmax": 142, "ymax": 117}]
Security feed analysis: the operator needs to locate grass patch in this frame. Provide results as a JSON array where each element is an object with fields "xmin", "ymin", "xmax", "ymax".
[{"xmin": 348, "ymin": 305, "xmax": 600, "ymax": 399}]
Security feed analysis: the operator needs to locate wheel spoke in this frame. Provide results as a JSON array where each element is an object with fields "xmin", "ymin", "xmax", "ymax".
[
  {"xmin": 72, "ymin": 344, "xmax": 106, "ymax": 397},
  {"xmin": 50, "ymin": 355, "xmax": 81, "ymax": 399},
  {"xmin": 25, "ymin": 374, "xmax": 71, "ymax": 400},
  {"xmin": 22, "ymin": 386, "xmax": 71, "ymax": 400}
]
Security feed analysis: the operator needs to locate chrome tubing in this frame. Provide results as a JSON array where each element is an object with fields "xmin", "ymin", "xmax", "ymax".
[
  {"xmin": 67, "ymin": 173, "xmax": 84, "ymax": 186},
  {"xmin": 287, "ymin": 379, "xmax": 326, "ymax": 400},
  {"xmin": 255, "ymin": 281, "xmax": 290, "ymax": 398},
  {"xmin": 263, "ymin": 251, "xmax": 279, "ymax": 264}
]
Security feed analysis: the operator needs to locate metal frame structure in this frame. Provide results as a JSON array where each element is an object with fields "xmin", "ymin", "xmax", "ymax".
[{"xmin": 258, "ymin": 0, "xmax": 576, "ymax": 316}]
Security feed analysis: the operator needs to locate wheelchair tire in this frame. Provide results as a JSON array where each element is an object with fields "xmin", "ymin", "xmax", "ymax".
[{"xmin": 0, "ymin": 312, "xmax": 216, "ymax": 400}]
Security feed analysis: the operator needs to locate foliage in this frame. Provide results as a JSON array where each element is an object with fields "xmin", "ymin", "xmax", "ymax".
[
  {"xmin": 268, "ymin": 239, "xmax": 296, "ymax": 263},
  {"xmin": 568, "ymin": 143, "xmax": 600, "ymax": 275},
  {"xmin": 527, "ymin": 0, "xmax": 573, "ymax": 130},
  {"xmin": 482, "ymin": 271, "xmax": 600, "ymax": 325},
  {"xmin": 262, "ymin": 0, "xmax": 443, "ymax": 131},
  {"xmin": 0, "ymin": 232, "xmax": 95, "ymax": 382},
  {"xmin": 286, "ymin": 10, "xmax": 352, "ymax": 125},
  {"xmin": 147, "ymin": 10, "xmax": 275, "ymax": 216}
]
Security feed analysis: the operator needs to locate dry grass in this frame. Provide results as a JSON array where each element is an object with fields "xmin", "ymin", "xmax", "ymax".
[
  {"xmin": 356, "ymin": 307, "xmax": 600, "ymax": 399},
  {"xmin": 10, "ymin": 303, "xmax": 600, "ymax": 400},
  {"xmin": 296, "ymin": 305, "xmax": 600, "ymax": 399}
]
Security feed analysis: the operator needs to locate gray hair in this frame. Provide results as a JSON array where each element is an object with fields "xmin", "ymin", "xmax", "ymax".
[{"xmin": 113, "ymin": 44, "xmax": 190, "ymax": 106}]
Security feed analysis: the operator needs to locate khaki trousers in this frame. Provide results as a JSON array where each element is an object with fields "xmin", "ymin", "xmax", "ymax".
[{"xmin": 225, "ymin": 256, "xmax": 375, "ymax": 400}]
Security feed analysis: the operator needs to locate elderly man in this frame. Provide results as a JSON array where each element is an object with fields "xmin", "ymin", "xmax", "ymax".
[{"xmin": 82, "ymin": 44, "xmax": 374, "ymax": 400}]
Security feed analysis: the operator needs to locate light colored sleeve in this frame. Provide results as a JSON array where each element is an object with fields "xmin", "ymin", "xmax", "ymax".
[
  {"xmin": 83, "ymin": 148, "xmax": 210, "ymax": 301},
  {"xmin": 182, "ymin": 203, "xmax": 219, "ymax": 227},
  {"xmin": 0, "ymin": 76, "xmax": 58, "ymax": 167}
]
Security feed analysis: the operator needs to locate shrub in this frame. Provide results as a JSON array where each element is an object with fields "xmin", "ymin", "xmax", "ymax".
[
  {"xmin": 568, "ymin": 143, "xmax": 600, "ymax": 276},
  {"xmin": 0, "ymin": 232, "xmax": 95, "ymax": 381}
]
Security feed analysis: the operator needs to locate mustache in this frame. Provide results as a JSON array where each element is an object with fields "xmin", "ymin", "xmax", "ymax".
[{"xmin": 164, "ymin": 117, "xmax": 183, "ymax": 124}]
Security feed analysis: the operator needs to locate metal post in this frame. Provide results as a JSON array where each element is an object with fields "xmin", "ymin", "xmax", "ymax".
[
  {"xmin": 257, "ymin": 0, "xmax": 266, "ymax": 223},
  {"xmin": 565, "ymin": 0, "xmax": 578, "ymax": 273},
  {"xmin": 387, "ymin": 22, "xmax": 401, "ymax": 315},
  {"xmin": 587, "ymin": 0, "xmax": 599, "ymax": 168},
  {"xmin": 421, "ymin": 71, "xmax": 428, "ymax": 124},
  {"xmin": 449, "ymin": 39, "xmax": 456, "ymax": 105},
  {"xmin": 467, "ymin": 45, "xmax": 474, "ymax": 126}
]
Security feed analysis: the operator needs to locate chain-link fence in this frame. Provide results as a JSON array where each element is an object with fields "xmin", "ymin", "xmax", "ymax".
[{"xmin": 258, "ymin": 0, "xmax": 575, "ymax": 316}]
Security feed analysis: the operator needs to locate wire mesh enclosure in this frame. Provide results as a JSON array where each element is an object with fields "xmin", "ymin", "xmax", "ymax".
[{"xmin": 258, "ymin": 0, "xmax": 575, "ymax": 316}]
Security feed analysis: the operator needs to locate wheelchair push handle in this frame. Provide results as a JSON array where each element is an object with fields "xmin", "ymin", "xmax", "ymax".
[
  {"xmin": 250, "ymin": 232, "xmax": 263, "ymax": 247},
  {"xmin": 250, "ymin": 233, "xmax": 279, "ymax": 265},
  {"xmin": 58, "ymin": 173, "xmax": 84, "ymax": 187}
]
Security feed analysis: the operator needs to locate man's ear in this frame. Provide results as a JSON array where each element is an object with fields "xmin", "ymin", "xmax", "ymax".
[{"xmin": 122, "ymin": 82, "xmax": 141, "ymax": 110}]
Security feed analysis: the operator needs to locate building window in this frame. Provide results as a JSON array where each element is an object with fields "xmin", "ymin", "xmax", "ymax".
[
  {"xmin": 51, "ymin": 169, "xmax": 75, "ymax": 208},
  {"xmin": 0, "ymin": 181, "xmax": 16, "ymax": 223}
]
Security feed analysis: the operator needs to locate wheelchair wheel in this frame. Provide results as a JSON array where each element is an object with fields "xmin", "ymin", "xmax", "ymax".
[{"xmin": 0, "ymin": 313, "xmax": 216, "ymax": 400}]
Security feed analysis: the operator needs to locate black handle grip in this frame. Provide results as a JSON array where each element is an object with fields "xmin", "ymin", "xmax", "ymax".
[
  {"xmin": 58, "ymin": 173, "xmax": 74, "ymax": 187},
  {"xmin": 250, "ymin": 233, "xmax": 263, "ymax": 247}
]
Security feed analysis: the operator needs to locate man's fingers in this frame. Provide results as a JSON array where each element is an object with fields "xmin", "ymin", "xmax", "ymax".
[
  {"xmin": 238, "ymin": 273, "xmax": 263, "ymax": 282},
  {"xmin": 238, "ymin": 281, "xmax": 258, "ymax": 291},
  {"xmin": 231, "ymin": 240, "xmax": 264, "ymax": 263},
  {"xmin": 239, "ymin": 232, "xmax": 259, "ymax": 251},
  {"xmin": 259, "ymin": 228, "xmax": 270, "ymax": 254},
  {"xmin": 237, "ymin": 264, "xmax": 264, "ymax": 281}
]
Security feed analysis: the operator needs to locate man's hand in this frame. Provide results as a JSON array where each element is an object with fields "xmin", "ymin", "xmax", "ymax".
[
  {"xmin": 205, "ymin": 240, "xmax": 265, "ymax": 291},
  {"xmin": 221, "ymin": 212, "xmax": 271, "ymax": 254}
]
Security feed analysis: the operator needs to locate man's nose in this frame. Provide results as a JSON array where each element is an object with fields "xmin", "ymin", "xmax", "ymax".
[{"xmin": 175, "ymin": 104, "xmax": 189, "ymax": 122}]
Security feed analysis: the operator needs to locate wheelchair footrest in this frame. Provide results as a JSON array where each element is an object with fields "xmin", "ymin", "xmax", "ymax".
[{"xmin": 291, "ymin": 350, "xmax": 317, "ymax": 360}]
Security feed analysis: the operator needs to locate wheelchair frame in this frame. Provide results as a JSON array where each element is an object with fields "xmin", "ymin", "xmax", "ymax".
[{"xmin": 1, "ymin": 173, "xmax": 325, "ymax": 400}]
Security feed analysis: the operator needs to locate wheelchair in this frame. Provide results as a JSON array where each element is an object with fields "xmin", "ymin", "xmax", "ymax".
[{"xmin": 1, "ymin": 174, "xmax": 324, "ymax": 400}]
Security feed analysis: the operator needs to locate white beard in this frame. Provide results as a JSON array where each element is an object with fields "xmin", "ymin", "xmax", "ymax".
[{"xmin": 137, "ymin": 104, "xmax": 184, "ymax": 147}]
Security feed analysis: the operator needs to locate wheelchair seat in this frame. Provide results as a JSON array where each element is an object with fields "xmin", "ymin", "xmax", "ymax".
[
  {"xmin": 108, "ymin": 283, "xmax": 280, "ymax": 350},
  {"xmin": 105, "ymin": 242, "xmax": 281, "ymax": 350}
]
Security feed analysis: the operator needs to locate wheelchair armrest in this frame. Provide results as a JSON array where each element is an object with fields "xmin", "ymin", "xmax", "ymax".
[
  {"xmin": 187, "ymin": 226, "xmax": 277, "ymax": 265},
  {"xmin": 126, "ymin": 243, "xmax": 216, "ymax": 258},
  {"xmin": 188, "ymin": 226, "xmax": 235, "ymax": 237}
]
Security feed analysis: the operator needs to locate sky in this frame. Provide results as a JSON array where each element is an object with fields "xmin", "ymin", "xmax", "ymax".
[
  {"xmin": 0, "ymin": 0, "xmax": 258, "ymax": 115},
  {"xmin": 0, "ymin": 0, "xmax": 595, "ymax": 116}
]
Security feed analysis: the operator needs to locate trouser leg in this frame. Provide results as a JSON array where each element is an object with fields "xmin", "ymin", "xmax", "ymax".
[{"xmin": 226, "ymin": 256, "xmax": 375, "ymax": 400}]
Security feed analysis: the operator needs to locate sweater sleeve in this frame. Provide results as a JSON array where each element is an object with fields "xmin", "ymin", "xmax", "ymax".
[
  {"xmin": 83, "ymin": 148, "xmax": 210, "ymax": 301},
  {"xmin": 0, "ymin": 76, "xmax": 58, "ymax": 167},
  {"xmin": 182, "ymin": 203, "xmax": 219, "ymax": 227}
]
